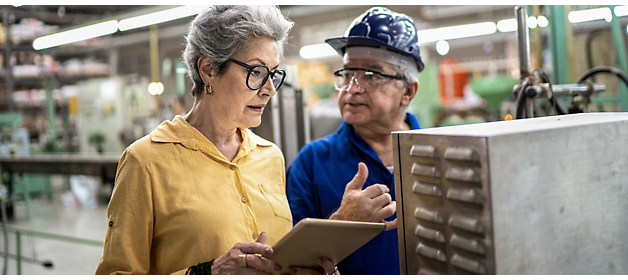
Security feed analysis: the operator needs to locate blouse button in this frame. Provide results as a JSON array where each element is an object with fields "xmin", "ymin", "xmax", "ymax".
[
  {"xmin": 252, "ymin": 233, "xmax": 258, "ymax": 239},
  {"xmin": 230, "ymin": 165, "xmax": 236, "ymax": 170},
  {"xmin": 108, "ymin": 221, "xmax": 113, "ymax": 227},
  {"xmin": 241, "ymin": 197, "xmax": 247, "ymax": 203}
]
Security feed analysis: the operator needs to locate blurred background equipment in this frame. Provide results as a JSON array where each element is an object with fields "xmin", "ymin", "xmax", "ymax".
[{"xmin": 510, "ymin": 6, "xmax": 628, "ymax": 119}]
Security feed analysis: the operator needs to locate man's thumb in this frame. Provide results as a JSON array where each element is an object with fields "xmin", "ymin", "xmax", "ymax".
[{"xmin": 346, "ymin": 162, "xmax": 368, "ymax": 191}]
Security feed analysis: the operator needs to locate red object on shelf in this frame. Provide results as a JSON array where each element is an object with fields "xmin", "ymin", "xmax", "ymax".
[{"xmin": 438, "ymin": 57, "xmax": 469, "ymax": 106}]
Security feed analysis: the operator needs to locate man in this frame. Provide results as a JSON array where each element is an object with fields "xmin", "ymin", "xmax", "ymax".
[{"xmin": 286, "ymin": 7, "xmax": 424, "ymax": 275}]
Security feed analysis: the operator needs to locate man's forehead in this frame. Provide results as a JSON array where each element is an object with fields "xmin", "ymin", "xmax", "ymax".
[{"xmin": 343, "ymin": 58, "xmax": 396, "ymax": 72}]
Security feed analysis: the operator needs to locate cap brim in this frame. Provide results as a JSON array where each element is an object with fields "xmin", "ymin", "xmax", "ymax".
[{"xmin": 326, "ymin": 37, "xmax": 404, "ymax": 56}]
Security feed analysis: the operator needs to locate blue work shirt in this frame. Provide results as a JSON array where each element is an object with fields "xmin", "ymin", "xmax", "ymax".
[{"xmin": 286, "ymin": 112, "xmax": 421, "ymax": 275}]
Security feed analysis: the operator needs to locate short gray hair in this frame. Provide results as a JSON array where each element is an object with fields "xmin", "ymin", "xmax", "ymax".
[{"xmin": 182, "ymin": 5, "xmax": 294, "ymax": 96}]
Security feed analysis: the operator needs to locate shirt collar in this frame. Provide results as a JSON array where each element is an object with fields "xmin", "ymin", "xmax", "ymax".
[{"xmin": 150, "ymin": 115, "xmax": 273, "ymax": 153}]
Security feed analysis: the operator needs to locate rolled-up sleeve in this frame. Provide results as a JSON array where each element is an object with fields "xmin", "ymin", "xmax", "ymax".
[{"xmin": 95, "ymin": 148, "xmax": 154, "ymax": 275}]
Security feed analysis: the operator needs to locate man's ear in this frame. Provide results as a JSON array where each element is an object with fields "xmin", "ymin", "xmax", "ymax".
[
  {"xmin": 401, "ymin": 81, "xmax": 418, "ymax": 106},
  {"xmin": 197, "ymin": 56, "xmax": 216, "ymax": 85}
]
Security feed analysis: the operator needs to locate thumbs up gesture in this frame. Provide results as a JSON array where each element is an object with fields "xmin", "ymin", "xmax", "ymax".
[{"xmin": 329, "ymin": 162, "xmax": 397, "ymax": 231}]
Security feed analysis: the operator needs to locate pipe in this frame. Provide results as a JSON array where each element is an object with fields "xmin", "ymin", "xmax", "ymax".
[{"xmin": 515, "ymin": 6, "xmax": 531, "ymax": 80}]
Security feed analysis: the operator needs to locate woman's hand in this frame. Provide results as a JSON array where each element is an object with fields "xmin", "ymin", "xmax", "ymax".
[
  {"xmin": 211, "ymin": 232, "xmax": 283, "ymax": 275},
  {"xmin": 288, "ymin": 257, "xmax": 340, "ymax": 275}
]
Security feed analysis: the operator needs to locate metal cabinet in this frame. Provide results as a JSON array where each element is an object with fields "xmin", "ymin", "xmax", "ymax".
[{"xmin": 393, "ymin": 113, "xmax": 628, "ymax": 274}]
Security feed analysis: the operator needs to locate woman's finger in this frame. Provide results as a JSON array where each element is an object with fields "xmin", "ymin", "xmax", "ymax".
[
  {"xmin": 238, "ymin": 242, "xmax": 273, "ymax": 257},
  {"xmin": 317, "ymin": 257, "xmax": 339, "ymax": 275},
  {"xmin": 242, "ymin": 253, "xmax": 283, "ymax": 274}
]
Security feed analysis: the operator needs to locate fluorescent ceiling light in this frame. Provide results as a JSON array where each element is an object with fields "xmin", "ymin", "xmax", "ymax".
[
  {"xmin": 615, "ymin": 6, "xmax": 628, "ymax": 17},
  {"xmin": 118, "ymin": 5, "xmax": 208, "ymax": 31},
  {"xmin": 299, "ymin": 43, "xmax": 337, "ymax": 59},
  {"xmin": 497, "ymin": 17, "xmax": 539, "ymax": 33},
  {"xmin": 418, "ymin": 22, "xmax": 496, "ymax": 43},
  {"xmin": 497, "ymin": 19, "xmax": 517, "ymax": 32},
  {"xmin": 33, "ymin": 20, "xmax": 118, "ymax": 50},
  {"xmin": 568, "ymin": 7, "xmax": 612, "ymax": 23}
]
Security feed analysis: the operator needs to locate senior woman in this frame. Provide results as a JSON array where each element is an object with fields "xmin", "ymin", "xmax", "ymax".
[{"xmin": 95, "ymin": 6, "xmax": 336, "ymax": 275}]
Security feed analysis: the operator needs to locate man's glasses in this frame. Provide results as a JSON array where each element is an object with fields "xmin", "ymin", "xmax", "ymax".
[
  {"xmin": 228, "ymin": 58, "xmax": 286, "ymax": 90},
  {"xmin": 333, "ymin": 67, "xmax": 404, "ymax": 92}
]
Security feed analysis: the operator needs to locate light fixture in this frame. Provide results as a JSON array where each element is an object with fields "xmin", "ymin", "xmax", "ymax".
[
  {"xmin": 497, "ymin": 16, "xmax": 539, "ymax": 33},
  {"xmin": 118, "ymin": 5, "xmax": 208, "ymax": 32},
  {"xmin": 436, "ymin": 40, "xmax": 449, "ymax": 56},
  {"xmin": 418, "ymin": 22, "xmax": 497, "ymax": 43},
  {"xmin": 615, "ymin": 5, "xmax": 628, "ymax": 17},
  {"xmin": 568, "ymin": 7, "xmax": 612, "ymax": 23},
  {"xmin": 537, "ymin": 16, "xmax": 549, "ymax": 27},
  {"xmin": 148, "ymin": 82, "xmax": 164, "ymax": 95},
  {"xmin": 299, "ymin": 43, "xmax": 337, "ymax": 59},
  {"xmin": 497, "ymin": 19, "xmax": 517, "ymax": 32},
  {"xmin": 32, "ymin": 20, "xmax": 118, "ymax": 50},
  {"xmin": 527, "ymin": 16, "xmax": 537, "ymax": 28}
]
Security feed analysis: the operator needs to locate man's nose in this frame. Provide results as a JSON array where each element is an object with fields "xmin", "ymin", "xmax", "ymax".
[{"xmin": 346, "ymin": 76, "xmax": 365, "ymax": 93}]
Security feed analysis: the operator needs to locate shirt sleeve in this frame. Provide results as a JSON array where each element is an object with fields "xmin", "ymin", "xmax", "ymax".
[
  {"xmin": 95, "ymin": 148, "xmax": 154, "ymax": 275},
  {"xmin": 285, "ymin": 144, "xmax": 321, "ymax": 225}
]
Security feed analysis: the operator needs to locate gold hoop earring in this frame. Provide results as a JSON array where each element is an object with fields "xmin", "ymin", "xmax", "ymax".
[{"xmin": 205, "ymin": 84, "xmax": 213, "ymax": 95}]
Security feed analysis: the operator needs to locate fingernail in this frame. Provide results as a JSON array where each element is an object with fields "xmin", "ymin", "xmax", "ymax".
[
  {"xmin": 275, "ymin": 264, "xmax": 283, "ymax": 271},
  {"xmin": 264, "ymin": 247, "xmax": 273, "ymax": 255},
  {"xmin": 289, "ymin": 268, "xmax": 297, "ymax": 274},
  {"xmin": 317, "ymin": 257, "xmax": 325, "ymax": 265}
]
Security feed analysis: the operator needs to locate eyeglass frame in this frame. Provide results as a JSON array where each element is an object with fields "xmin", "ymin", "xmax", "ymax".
[
  {"xmin": 333, "ymin": 67, "xmax": 405, "ymax": 91},
  {"xmin": 227, "ymin": 58, "xmax": 286, "ymax": 91}
]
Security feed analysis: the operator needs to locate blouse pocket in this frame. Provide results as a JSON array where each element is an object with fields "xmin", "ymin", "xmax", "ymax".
[{"xmin": 259, "ymin": 183, "xmax": 292, "ymax": 222}]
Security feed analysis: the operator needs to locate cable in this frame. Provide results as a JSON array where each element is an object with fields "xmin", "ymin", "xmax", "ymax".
[
  {"xmin": 533, "ymin": 69, "xmax": 567, "ymax": 115},
  {"xmin": 515, "ymin": 79, "xmax": 531, "ymax": 119},
  {"xmin": 576, "ymin": 66, "xmax": 628, "ymax": 87},
  {"xmin": 577, "ymin": 66, "xmax": 628, "ymax": 112},
  {"xmin": 585, "ymin": 29, "xmax": 606, "ymax": 80}
]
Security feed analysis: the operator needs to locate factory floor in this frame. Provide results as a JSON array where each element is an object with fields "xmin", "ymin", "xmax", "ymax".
[{"xmin": 1, "ymin": 176, "xmax": 109, "ymax": 275}]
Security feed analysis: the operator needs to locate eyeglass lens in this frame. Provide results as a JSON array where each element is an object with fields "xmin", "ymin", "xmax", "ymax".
[
  {"xmin": 248, "ymin": 66, "xmax": 285, "ymax": 90},
  {"xmin": 334, "ymin": 70, "xmax": 384, "ymax": 91}
]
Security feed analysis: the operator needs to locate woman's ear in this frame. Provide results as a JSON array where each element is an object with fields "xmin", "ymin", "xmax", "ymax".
[{"xmin": 197, "ymin": 56, "xmax": 216, "ymax": 85}]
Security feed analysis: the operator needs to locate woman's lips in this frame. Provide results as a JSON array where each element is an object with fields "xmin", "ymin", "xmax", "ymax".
[{"xmin": 247, "ymin": 104, "xmax": 266, "ymax": 112}]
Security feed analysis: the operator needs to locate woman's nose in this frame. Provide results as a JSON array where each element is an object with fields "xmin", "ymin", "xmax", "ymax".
[{"xmin": 260, "ymin": 78, "xmax": 276, "ymax": 97}]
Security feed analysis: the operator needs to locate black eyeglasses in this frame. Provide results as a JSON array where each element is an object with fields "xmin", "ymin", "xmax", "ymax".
[{"xmin": 227, "ymin": 58, "xmax": 286, "ymax": 90}]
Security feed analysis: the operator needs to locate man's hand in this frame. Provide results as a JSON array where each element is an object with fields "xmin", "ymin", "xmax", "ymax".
[{"xmin": 329, "ymin": 162, "xmax": 397, "ymax": 231}]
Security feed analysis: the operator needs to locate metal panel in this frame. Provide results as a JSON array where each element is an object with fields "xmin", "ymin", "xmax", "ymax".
[
  {"xmin": 395, "ymin": 113, "xmax": 628, "ymax": 274},
  {"xmin": 487, "ymin": 115, "xmax": 628, "ymax": 274},
  {"xmin": 395, "ymin": 132, "xmax": 494, "ymax": 275}
]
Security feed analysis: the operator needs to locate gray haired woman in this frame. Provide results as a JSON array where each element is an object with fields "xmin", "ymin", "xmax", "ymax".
[{"xmin": 96, "ymin": 5, "xmax": 336, "ymax": 275}]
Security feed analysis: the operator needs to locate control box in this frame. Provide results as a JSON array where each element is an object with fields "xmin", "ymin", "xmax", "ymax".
[{"xmin": 393, "ymin": 113, "xmax": 628, "ymax": 274}]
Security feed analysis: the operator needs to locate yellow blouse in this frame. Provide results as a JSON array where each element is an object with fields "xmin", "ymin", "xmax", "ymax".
[{"xmin": 95, "ymin": 116, "xmax": 292, "ymax": 275}]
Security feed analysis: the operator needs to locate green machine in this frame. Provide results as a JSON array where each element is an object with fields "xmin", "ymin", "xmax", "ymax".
[{"xmin": 0, "ymin": 113, "xmax": 52, "ymax": 220}]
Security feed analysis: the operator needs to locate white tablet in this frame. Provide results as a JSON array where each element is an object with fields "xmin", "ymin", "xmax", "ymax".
[{"xmin": 268, "ymin": 218, "xmax": 386, "ymax": 274}]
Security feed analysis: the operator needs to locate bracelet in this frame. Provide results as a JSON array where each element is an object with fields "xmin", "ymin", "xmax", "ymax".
[{"xmin": 186, "ymin": 259, "xmax": 215, "ymax": 275}]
